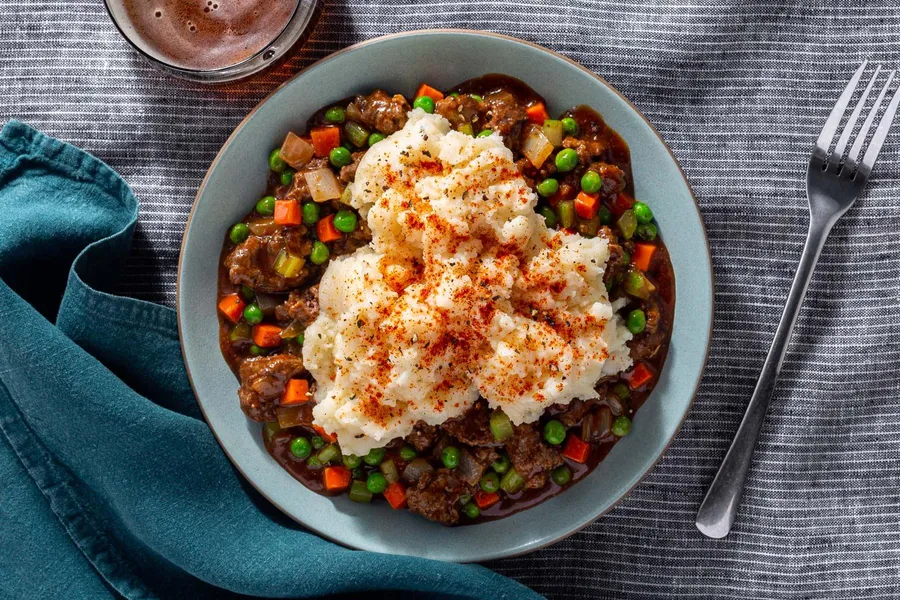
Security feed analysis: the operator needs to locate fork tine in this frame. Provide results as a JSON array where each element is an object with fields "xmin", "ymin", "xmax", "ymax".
[
  {"xmin": 858, "ymin": 76, "xmax": 900, "ymax": 176},
  {"xmin": 815, "ymin": 60, "xmax": 868, "ymax": 154},
  {"xmin": 848, "ymin": 70, "xmax": 895, "ymax": 169},
  {"xmin": 833, "ymin": 65, "xmax": 881, "ymax": 161}
]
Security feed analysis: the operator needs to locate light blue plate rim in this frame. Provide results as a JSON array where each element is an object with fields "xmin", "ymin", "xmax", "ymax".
[{"xmin": 177, "ymin": 29, "xmax": 714, "ymax": 562}]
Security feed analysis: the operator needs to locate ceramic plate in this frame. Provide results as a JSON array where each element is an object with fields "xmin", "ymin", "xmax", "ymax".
[{"xmin": 178, "ymin": 30, "xmax": 713, "ymax": 562}]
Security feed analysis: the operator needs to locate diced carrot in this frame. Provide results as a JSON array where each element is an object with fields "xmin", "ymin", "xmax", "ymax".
[
  {"xmin": 310, "ymin": 127, "xmax": 341, "ymax": 157},
  {"xmin": 252, "ymin": 324, "xmax": 283, "ymax": 348},
  {"xmin": 273, "ymin": 200, "xmax": 301, "ymax": 226},
  {"xmin": 526, "ymin": 102, "xmax": 550, "ymax": 125},
  {"xmin": 562, "ymin": 435, "xmax": 590, "ymax": 464},
  {"xmin": 313, "ymin": 425, "xmax": 337, "ymax": 443},
  {"xmin": 609, "ymin": 192, "xmax": 634, "ymax": 216},
  {"xmin": 474, "ymin": 490, "xmax": 500, "ymax": 509},
  {"xmin": 574, "ymin": 191, "xmax": 600, "ymax": 219},
  {"xmin": 628, "ymin": 362, "xmax": 654, "ymax": 390},
  {"xmin": 415, "ymin": 83, "xmax": 445, "ymax": 102},
  {"xmin": 632, "ymin": 243, "xmax": 657, "ymax": 272},
  {"xmin": 218, "ymin": 294, "xmax": 245, "ymax": 324},
  {"xmin": 323, "ymin": 466, "xmax": 351, "ymax": 491},
  {"xmin": 281, "ymin": 378, "xmax": 310, "ymax": 405},
  {"xmin": 383, "ymin": 482, "xmax": 408, "ymax": 509},
  {"xmin": 316, "ymin": 214, "xmax": 342, "ymax": 243}
]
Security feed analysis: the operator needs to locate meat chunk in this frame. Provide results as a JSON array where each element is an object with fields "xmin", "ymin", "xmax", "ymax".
[
  {"xmin": 482, "ymin": 91, "xmax": 527, "ymax": 147},
  {"xmin": 225, "ymin": 229, "xmax": 313, "ymax": 293},
  {"xmin": 629, "ymin": 298, "xmax": 666, "ymax": 361},
  {"xmin": 275, "ymin": 285, "xmax": 319, "ymax": 326},
  {"xmin": 555, "ymin": 398, "xmax": 595, "ymax": 427},
  {"xmin": 346, "ymin": 90, "xmax": 410, "ymax": 134},
  {"xmin": 590, "ymin": 162, "xmax": 627, "ymax": 196},
  {"xmin": 237, "ymin": 354, "xmax": 307, "ymax": 422},
  {"xmin": 329, "ymin": 216, "xmax": 372, "ymax": 257},
  {"xmin": 456, "ymin": 447, "xmax": 499, "ymax": 487},
  {"xmin": 441, "ymin": 401, "xmax": 502, "ymax": 447},
  {"xmin": 563, "ymin": 136, "xmax": 607, "ymax": 164},
  {"xmin": 406, "ymin": 469, "xmax": 474, "ymax": 525},
  {"xmin": 339, "ymin": 151, "xmax": 366, "ymax": 183},
  {"xmin": 505, "ymin": 423, "xmax": 563, "ymax": 489},
  {"xmin": 407, "ymin": 421, "xmax": 440, "ymax": 452},
  {"xmin": 435, "ymin": 94, "xmax": 483, "ymax": 130}
]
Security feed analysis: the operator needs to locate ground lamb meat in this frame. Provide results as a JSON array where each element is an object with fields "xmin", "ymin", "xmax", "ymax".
[
  {"xmin": 407, "ymin": 421, "xmax": 440, "ymax": 452},
  {"xmin": 554, "ymin": 398, "xmax": 595, "ymax": 427},
  {"xmin": 442, "ymin": 401, "xmax": 502, "ymax": 447},
  {"xmin": 589, "ymin": 161, "xmax": 627, "ymax": 196},
  {"xmin": 339, "ymin": 151, "xmax": 366, "ymax": 183},
  {"xmin": 274, "ymin": 285, "xmax": 319, "ymax": 326},
  {"xmin": 238, "ymin": 354, "xmax": 307, "ymax": 422},
  {"xmin": 346, "ymin": 90, "xmax": 410, "ymax": 134},
  {"xmin": 456, "ymin": 447, "xmax": 499, "ymax": 487},
  {"xmin": 226, "ymin": 228, "xmax": 313, "ymax": 293},
  {"xmin": 406, "ymin": 469, "xmax": 474, "ymax": 525},
  {"xmin": 435, "ymin": 94, "xmax": 483, "ymax": 130},
  {"xmin": 563, "ymin": 136, "xmax": 607, "ymax": 164},
  {"xmin": 505, "ymin": 423, "xmax": 563, "ymax": 489},
  {"xmin": 482, "ymin": 91, "xmax": 528, "ymax": 147},
  {"xmin": 629, "ymin": 299, "xmax": 666, "ymax": 361},
  {"xmin": 329, "ymin": 216, "xmax": 372, "ymax": 256}
]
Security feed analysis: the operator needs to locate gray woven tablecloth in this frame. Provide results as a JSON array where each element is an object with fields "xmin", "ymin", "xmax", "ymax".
[{"xmin": 4, "ymin": 1, "xmax": 899, "ymax": 598}]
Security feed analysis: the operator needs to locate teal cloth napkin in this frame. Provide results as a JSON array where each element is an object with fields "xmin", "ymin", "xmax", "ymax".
[{"xmin": 0, "ymin": 120, "xmax": 541, "ymax": 600}]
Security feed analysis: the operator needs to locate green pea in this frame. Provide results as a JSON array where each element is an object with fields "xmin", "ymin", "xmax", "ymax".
[
  {"xmin": 633, "ymin": 201, "xmax": 654, "ymax": 224},
  {"xmin": 268, "ymin": 148, "xmax": 286, "ymax": 173},
  {"xmin": 366, "ymin": 472, "xmax": 388, "ymax": 494},
  {"xmin": 491, "ymin": 455, "xmax": 511, "ymax": 474},
  {"xmin": 324, "ymin": 106, "xmax": 345, "ymax": 123},
  {"xmin": 333, "ymin": 210, "xmax": 358, "ymax": 233},
  {"xmin": 296, "ymin": 333, "xmax": 305, "ymax": 345},
  {"xmin": 543, "ymin": 419, "xmax": 567, "ymax": 446},
  {"xmin": 306, "ymin": 455, "xmax": 322, "ymax": 469},
  {"xmin": 256, "ymin": 195, "xmax": 276, "ymax": 216},
  {"xmin": 280, "ymin": 169, "xmax": 295, "ymax": 186},
  {"xmin": 413, "ymin": 96, "xmax": 435, "ymax": 113},
  {"xmin": 309, "ymin": 241, "xmax": 330, "ymax": 265},
  {"xmin": 249, "ymin": 344, "xmax": 264, "ymax": 356},
  {"xmin": 538, "ymin": 206, "xmax": 558, "ymax": 228},
  {"xmin": 239, "ymin": 285, "xmax": 255, "ymax": 302},
  {"xmin": 441, "ymin": 446, "xmax": 461, "ymax": 469},
  {"xmin": 469, "ymin": 94, "xmax": 483, "ymax": 102},
  {"xmin": 476, "ymin": 129, "xmax": 493, "ymax": 138},
  {"xmin": 311, "ymin": 436, "xmax": 325, "ymax": 450},
  {"xmin": 243, "ymin": 303, "xmax": 263, "ymax": 325},
  {"xmin": 551, "ymin": 465, "xmax": 572, "ymax": 486},
  {"xmin": 462, "ymin": 502, "xmax": 480, "ymax": 518},
  {"xmin": 479, "ymin": 472, "xmax": 500, "ymax": 493},
  {"xmin": 635, "ymin": 223, "xmax": 658, "ymax": 241},
  {"xmin": 612, "ymin": 382, "xmax": 630, "ymax": 400},
  {"xmin": 229, "ymin": 223, "xmax": 249, "ymax": 244},
  {"xmin": 290, "ymin": 437, "xmax": 311, "ymax": 459},
  {"xmin": 399, "ymin": 446, "xmax": 418, "ymax": 461},
  {"xmin": 580, "ymin": 170, "xmax": 602, "ymax": 194},
  {"xmin": 329, "ymin": 146, "xmax": 352, "ymax": 168},
  {"xmin": 368, "ymin": 132, "xmax": 386, "ymax": 147},
  {"xmin": 598, "ymin": 205, "xmax": 612, "ymax": 226},
  {"xmin": 363, "ymin": 447, "xmax": 386, "ymax": 466},
  {"xmin": 555, "ymin": 148, "xmax": 579, "ymax": 172},
  {"xmin": 342, "ymin": 454, "xmax": 362, "ymax": 469},
  {"xmin": 626, "ymin": 309, "xmax": 646, "ymax": 334},
  {"xmin": 612, "ymin": 415, "xmax": 632, "ymax": 437},
  {"xmin": 302, "ymin": 201, "xmax": 320, "ymax": 225},
  {"xmin": 561, "ymin": 117, "xmax": 578, "ymax": 136},
  {"xmin": 449, "ymin": 92, "xmax": 460, "ymax": 98},
  {"xmin": 536, "ymin": 178, "xmax": 559, "ymax": 197}
]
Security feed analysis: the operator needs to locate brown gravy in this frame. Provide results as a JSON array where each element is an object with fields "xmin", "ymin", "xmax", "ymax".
[{"xmin": 121, "ymin": 0, "xmax": 298, "ymax": 70}]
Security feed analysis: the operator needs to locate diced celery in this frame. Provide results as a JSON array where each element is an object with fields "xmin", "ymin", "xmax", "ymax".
[
  {"xmin": 380, "ymin": 458, "xmax": 400, "ymax": 484},
  {"xmin": 348, "ymin": 480, "xmax": 373, "ymax": 503},
  {"xmin": 577, "ymin": 215, "xmax": 602, "ymax": 238},
  {"xmin": 557, "ymin": 200, "xmax": 576, "ymax": 229},
  {"xmin": 317, "ymin": 443, "xmax": 341, "ymax": 464},
  {"xmin": 623, "ymin": 270, "xmax": 656, "ymax": 300},
  {"xmin": 617, "ymin": 209, "xmax": 638, "ymax": 240},
  {"xmin": 489, "ymin": 410, "xmax": 514, "ymax": 442},
  {"xmin": 345, "ymin": 121, "xmax": 369, "ymax": 148},
  {"xmin": 499, "ymin": 468, "xmax": 525, "ymax": 494},
  {"xmin": 273, "ymin": 250, "xmax": 305, "ymax": 278},
  {"xmin": 542, "ymin": 119, "xmax": 563, "ymax": 147}
]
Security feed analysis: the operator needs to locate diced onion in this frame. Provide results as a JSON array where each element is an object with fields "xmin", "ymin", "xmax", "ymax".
[
  {"xmin": 276, "ymin": 404, "xmax": 312, "ymax": 429},
  {"xmin": 247, "ymin": 218, "xmax": 279, "ymax": 236},
  {"xmin": 280, "ymin": 132, "xmax": 314, "ymax": 169},
  {"xmin": 303, "ymin": 167, "xmax": 343, "ymax": 203},
  {"xmin": 543, "ymin": 119, "xmax": 564, "ymax": 147},
  {"xmin": 522, "ymin": 124, "xmax": 554, "ymax": 168},
  {"xmin": 402, "ymin": 458, "xmax": 434, "ymax": 484},
  {"xmin": 255, "ymin": 292, "xmax": 281, "ymax": 317},
  {"xmin": 280, "ymin": 318, "xmax": 305, "ymax": 339}
]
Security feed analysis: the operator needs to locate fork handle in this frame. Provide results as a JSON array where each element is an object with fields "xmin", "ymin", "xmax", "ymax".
[{"xmin": 695, "ymin": 212, "xmax": 835, "ymax": 538}]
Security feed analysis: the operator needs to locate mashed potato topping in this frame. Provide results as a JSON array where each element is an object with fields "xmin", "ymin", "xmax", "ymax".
[{"xmin": 303, "ymin": 110, "xmax": 633, "ymax": 456}]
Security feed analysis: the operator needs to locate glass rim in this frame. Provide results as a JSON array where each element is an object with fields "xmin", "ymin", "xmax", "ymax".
[{"xmin": 102, "ymin": 0, "xmax": 324, "ymax": 84}]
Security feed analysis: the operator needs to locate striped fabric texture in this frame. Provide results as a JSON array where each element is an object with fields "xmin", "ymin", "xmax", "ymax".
[{"xmin": 3, "ymin": 1, "xmax": 899, "ymax": 598}]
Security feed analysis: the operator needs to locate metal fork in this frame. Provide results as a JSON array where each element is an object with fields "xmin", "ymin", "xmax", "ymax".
[{"xmin": 695, "ymin": 61, "xmax": 900, "ymax": 539}]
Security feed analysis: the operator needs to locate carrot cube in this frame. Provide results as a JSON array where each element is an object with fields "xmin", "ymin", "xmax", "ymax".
[
  {"xmin": 313, "ymin": 425, "xmax": 337, "ymax": 443},
  {"xmin": 281, "ymin": 378, "xmax": 310, "ymax": 405},
  {"xmin": 273, "ymin": 200, "xmax": 301, "ymax": 226},
  {"xmin": 628, "ymin": 362, "xmax": 654, "ymax": 390},
  {"xmin": 310, "ymin": 127, "xmax": 341, "ymax": 158},
  {"xmin": 474, "ymin": 490, "xmax": 500, "ymax": 509},
  {"xmin": 251, "ymin": 324, "xmax": 282, "ymax": 348},
  {"xmin": 562, "ymin": 435, "xmax": 590, "ymax": 464},
  {"xmin": 323, "ymin": 466, "xmax": 351, "ymax": 491},
  {"xmin": 383, "ymin": 482, "xmax": 408, "ymax": 509},
  {"xmin": 526, "ymin": 102, "xmax": 550, "ymax": 125},
  {"xmin": 609, "ymin": 192, "xmax": 634, "ymax": 216},
  {"xmin": 218, "ymin": 294, "xmax": 245, "ymax": 324},
  {"xmin": 632, "ymin": 243, "xmax": 657, "ymax": 272},
  {"xmin": 316, "ymin": 214, "xmax": 342, "ymax": 243},
  {"xmin": 574, "ymin": 192, "xmax": 600, "ymax": 219},
  {"xmin": 415, "ymin": 83, "xmax": 445, "ymax": 102}
]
